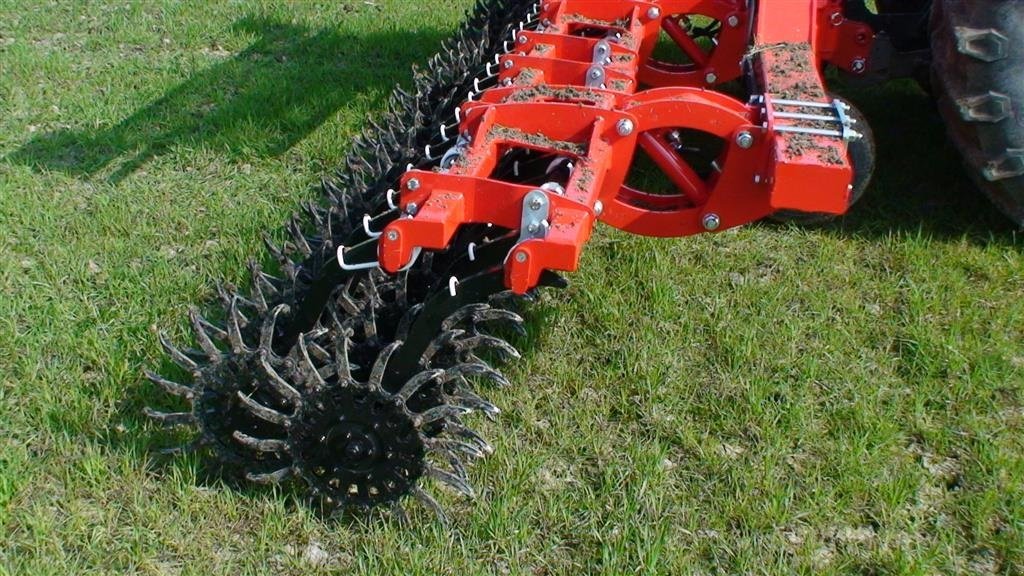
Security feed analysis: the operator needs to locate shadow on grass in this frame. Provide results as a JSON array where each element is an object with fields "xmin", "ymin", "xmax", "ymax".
[
  {"xmin": 50, "ymin": 12, "xmax": 457, "ymax": 493},
  {"xmin": 6, "ymin": 14, "xmax": 449, "ymax": 183}
]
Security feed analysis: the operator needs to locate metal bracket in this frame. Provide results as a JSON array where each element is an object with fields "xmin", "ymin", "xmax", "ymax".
[
  {"xmin": 586, "ymin": 40, "xmax": 613, "ymax": 88},
  {"xmin": 517, "ymin": 189, "xmax": 550, "ymax": 243},
  {"xmin": 758, "ymin": 96, "xmax": 863, "ymax": 142}
]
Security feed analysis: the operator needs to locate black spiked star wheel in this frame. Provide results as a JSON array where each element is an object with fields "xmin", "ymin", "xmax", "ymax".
[
  {"xmin": 146, "ymin": 0, "xmax": 550, "ymax": 515},
  {"xmin": 289, "ymin": 379, "xmax": 429, "ymax": 509}
]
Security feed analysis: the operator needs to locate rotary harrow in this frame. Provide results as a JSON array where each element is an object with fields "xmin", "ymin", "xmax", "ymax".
[{"xmin": 147, "ymin": 0, "xmax": 1024, "ymax": 520}]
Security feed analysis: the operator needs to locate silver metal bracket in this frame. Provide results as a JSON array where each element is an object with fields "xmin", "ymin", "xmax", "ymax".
[
  {"xmin": 586, "ymin": 40, "xmax": 613, "ymax": 88},
  {"xmin": 517, "ymin": 189, "xmax": 550, "ymax": 244}
]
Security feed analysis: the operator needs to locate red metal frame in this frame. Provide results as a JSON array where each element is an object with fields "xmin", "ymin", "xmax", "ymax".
[{"xmin": 376, "ymin": 0, "xmax": 876, "ymax": 293}]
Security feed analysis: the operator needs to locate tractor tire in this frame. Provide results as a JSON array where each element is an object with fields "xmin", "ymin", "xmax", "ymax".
[{"xmin": 930, "ymin": 0, "xmax": 1024, "ymax": 226}]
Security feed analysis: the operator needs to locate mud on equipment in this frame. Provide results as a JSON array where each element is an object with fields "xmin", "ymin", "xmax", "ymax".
[{"xmin": 148, "ymin": 0, "xmax": 1024, "ymax": 519}]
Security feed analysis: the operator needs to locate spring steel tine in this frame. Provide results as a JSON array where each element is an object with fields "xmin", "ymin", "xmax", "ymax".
[
  {"xmin": 246, "ymin": 467, "xmax": 293, "ymax": 485},
  {"xmin": 426, "ymin": 464, "xmax": 475, "ymax": 498},
  {"xmin": 452, "ymin": 334, "xmax": 521, "ymax": 360},
  {"xmin": 410, "ymin": 486, "xmax": 447, "ymax": 524},
  {"xmin": 159, "ymin": 332, "xmax": 200, "ymax": 373},
  {"xmin": 443, "ymin": 362, "xmax": 512, "ymax": 389},
  {"xmin": 259, "ymin": 304, "xmax": 288, "ymax": 354},
  {"xmin": 420, "ymin": 329, "xmax": 465, "ymax": 365},
  {"xmin": 298, "ymin": 335, "xmax": 327, "ymax": 389},
  {"xmin": 368, "ymin": 341, "xmax": 402, "ymax": 394},
  {"xmin": 449, "ymin": 389, "xmax": 501, "ymax": 418},
  {"xmin": 394, "ymin": 369, "xmax": 445, "ymax": 404},
  {"xmin": 236, "ymin": 391, "xmax": 290, "ymax": 426},
  {"xmin": 394, "ymin": 303, "xmax": 424, "ymax": 342},
  {"xmin": 144, "ymin": 370, "xmax": 195, "ymax": 400},
  {"xmin": 226, "ymin": 297, "xmax": 249, "ymax": 354},
  {"xmin": 427, "ymin": 437, "xmax": 487, "ymax": 460},
  {"xmin": 414, "ymin": 404, "xmax": 472, "ymax": 427},
  {"xmin": 185, "ymin": 309, "xmax": 221, "ymax": 361},
  {"xmin": 143, "ymin": 408, "xmax": 196, "ymax": 428},
  {"xmin": 446, "ymin": 421, "xmax": 495, "ymax": 455},
  {"xmin": 232, "ymin": 431, "xmax": 288, "ymax": 453},
  {"xmin": 433, "ymin": 449, "xmax": 470, "ymax": 485},
  {"xmin": 259, "ymin": 353, "xmax": 302, "ymax": 405},
  {"xmin": 334, "ymin": 334, "xmax": 353, "ymax": 382}
]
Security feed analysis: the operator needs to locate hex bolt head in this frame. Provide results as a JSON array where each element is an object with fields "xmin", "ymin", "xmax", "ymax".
[
  {"xmin": 529, "ymin": 197, "xmax": 543, "ymax": 211},
  {"xmin": 705, "ymin": 71, "xmax": 718, "ymax": 84},
  {"xmin": 735, "ymin": 131, "xmax": 754, "ymax": 149},
  {"xmin": 386, "ymin": 230, "xmax": 399, "ymax": 241},
  {"xmin": 727, "ymin": 14, "xmax": 740, "ymax": 27},
  {"xmin": 406, "ymin": 178, "xmax": 420, "ymax": 191},
  {"xmin": 514, "ymin": 251, "xmax": 528, "ymax": 263},
  {"xmin": 851, "ymin": 58, "xmax": 866, "ymax": 73},
  {"xmin": 527, "ymin": 222, "xmax": 539, "ymax": 234},
  {"xmin": 405, "ymin": 202, "xmax": 418, "ymax": 215},
  {"xmin": 518, "ymin": 35, "xmax": 528, "ymax": 44},
  {"xmin": 702, "ymin": 213, "xmax": 721, "ymax": 231},
  {"xmin": 589, "ymin": 68, "xmax": 602, "ymax": 79},
  {"xmin": 616, "ymin": 118, "xmax": 634, "ymax": 136},
  {"xmin": 830, "ymin": 12, "xmax": 843, "ymax": 26},
  {"xmin": 594, "ymin": 200, "xmax": 604, "ymax": 216},
  {"xmin": 503, "ymin": 60, "xmax": 513, "ymax": 69},
  {"xmin": 647, "ymin": 7, "xmax": 660, "ymax": 19}
]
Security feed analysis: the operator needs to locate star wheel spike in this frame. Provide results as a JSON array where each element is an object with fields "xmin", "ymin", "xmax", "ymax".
[{"xmin": 228, "ymin": 328, "xmax": 502, "ymax": 523}]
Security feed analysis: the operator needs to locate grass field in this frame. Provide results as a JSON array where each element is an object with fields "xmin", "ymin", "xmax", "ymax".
[{"xmin": 2, "ymin": 1, "xmax": 1023, "ymax": 574}]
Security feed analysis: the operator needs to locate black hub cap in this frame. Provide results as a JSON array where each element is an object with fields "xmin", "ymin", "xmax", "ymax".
[{"xmin": 290, "ymin": 383, "xmax": 426, "ymax": 508}]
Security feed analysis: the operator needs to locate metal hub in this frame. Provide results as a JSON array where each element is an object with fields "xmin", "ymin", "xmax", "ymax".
[{"xmin": 290, "ymin": 383, "xmax": 426, "ymax": 508}]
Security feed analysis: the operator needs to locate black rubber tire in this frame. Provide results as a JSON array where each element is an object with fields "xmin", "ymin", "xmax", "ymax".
[
  {"xmin": 930, "ymin": 0, "xmax": 1024, "ymax": 226},
  {"xmin": 770, "ymin": 97, "xmax": 876, "ymax": 225}
]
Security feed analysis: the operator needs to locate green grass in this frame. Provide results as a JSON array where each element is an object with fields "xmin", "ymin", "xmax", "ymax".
[{"xmin": 2, "ymin": 1, "xmax": 1023, "ymax": 574}]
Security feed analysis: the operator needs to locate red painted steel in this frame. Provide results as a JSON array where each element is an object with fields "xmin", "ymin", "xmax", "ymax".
[{"xmin": 377, "ymin": 0, "xmax": 875, "ymax": 293}]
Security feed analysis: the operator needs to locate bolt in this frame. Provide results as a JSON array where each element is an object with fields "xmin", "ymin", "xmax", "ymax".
[
  {"xmin": 616, "ymin": 118, "xmax": 634, "ymax": 136},
  {"xmin": 753, "ymin": 174, "xmax": 762, "ymax": 184},
  {"xmin": 518, "ymin": 34, "xmax": 528, "ymax": 44},
  {"xmin": 830, "ymin": 12, "xmax": 843, "ymax": 26},
  {"xmin": 851, "ymin": 58, "xmax": 866, "ymax": 73},
  {"xmin": 594, "ymin": 200, "xmax": 604, "ymax": 216},
  {"xmin": 702, "ymin": 213, "xmax": 721, "ymax": 231},
  {"xmin": 529, "ymin": 196, "xmax": 544, "ymax": 211},
  {"xmin": 406, "ymin": 178, "xmax": 420, "ymax": 191},
  {"xmin": 647, "ymin": 7, "xmax": 660, "ymax": 19},
  {"xmin": 527, "ymin": 222, "xmax": 539, "ymax": 234},
  {"xmin": 386, "ymin": 230, "xmax": 399, "ymax": 241},
  {"xmin": 727, "ymin": 14, "xmax": 740, "ymax": 27},
  {"xmin": 589, "ymin": 68, "xmax": 602, "ymax": 79},
  {"xmin": 705, "ymin": 71, "xmax": 718, "ymax": 84},
  {"xmin": 503, "ymin": 59, "xmax": 513, "ymax": 69},
  {"xmin": 405, "ymin": 202, "xmax": 418, "ymax": 216},
  {"xmin": 735, "ymin": 131, "xmax": 754, "ymax": 149},
  {"xmin": 514, "ymin": 251, "xmax": 528, "ymax": 263}
]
